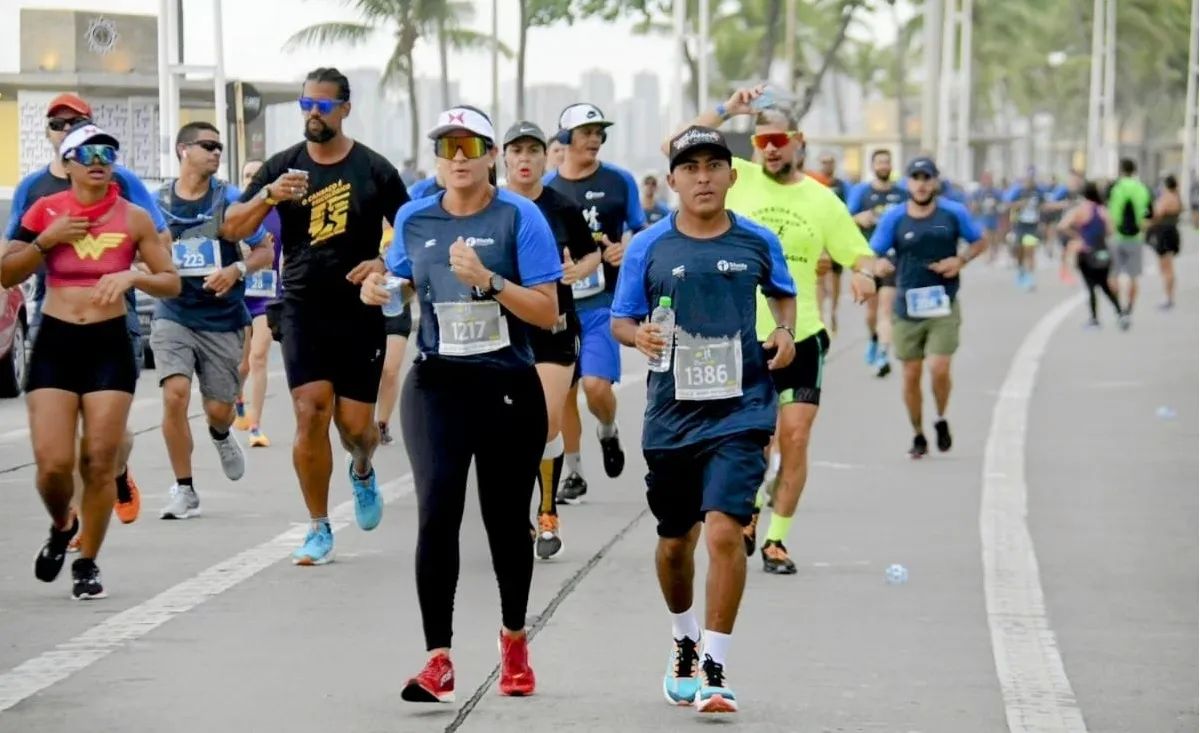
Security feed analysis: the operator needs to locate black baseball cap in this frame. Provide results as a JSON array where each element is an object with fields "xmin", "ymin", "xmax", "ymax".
[
  {"xmin": 907, "ymin": 156, "xmax": 940, "ymax": 178},
  {"xmin": 502, "ymin": 121, "xmax": 547, "ymax": 149},
  {"xmin": 667, "ymin": 126, "xmax": 732, "ymax": 171}
]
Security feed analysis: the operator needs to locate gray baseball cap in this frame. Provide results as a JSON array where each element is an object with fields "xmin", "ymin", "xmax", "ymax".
[{"xmin": 502, "ymin": 121, "xmax": 548, "ymax": 148}]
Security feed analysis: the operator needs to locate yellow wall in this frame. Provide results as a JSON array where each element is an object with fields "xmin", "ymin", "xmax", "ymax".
[{"xmin": 0, "ymin": 101, "xmax": 18, "ymax": 188}]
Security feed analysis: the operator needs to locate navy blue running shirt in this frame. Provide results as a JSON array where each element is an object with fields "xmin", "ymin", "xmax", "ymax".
[
  {"xmin": 386, "ymin": 189, "xmax": 562, "ymax": 370},
  {"xmin": 611, "ymin": 212, "xmax": 796, "ymax": 450},
  {"xmin": 869, "ymin": 199, "xmax": 982, "ymax": 319}
]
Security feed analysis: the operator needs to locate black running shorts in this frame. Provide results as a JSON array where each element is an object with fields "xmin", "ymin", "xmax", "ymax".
[{"xmin": 279, "ymin": 298, "xmax": 385, "ymax": 403}]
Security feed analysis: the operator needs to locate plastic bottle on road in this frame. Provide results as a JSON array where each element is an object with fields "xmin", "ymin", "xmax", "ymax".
[
  {"xmin": 382, "ymin": 276, "xmax": 407, "ymax": 317},
  {"xmin": 648, "ymin": 296, "xmax": 675, "ymax": 373}
]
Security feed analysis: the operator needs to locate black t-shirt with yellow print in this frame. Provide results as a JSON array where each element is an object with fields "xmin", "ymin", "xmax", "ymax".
[{"xmin": 241, "ymin": 141, "xmax": 409, "ymax": 304}]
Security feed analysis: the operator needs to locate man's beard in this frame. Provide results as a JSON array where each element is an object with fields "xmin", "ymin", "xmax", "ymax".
[
  {"xmin": 305, "ymin": 121, "xmax": 336, "ymax": 143},
  {"xmin": 912, "ymin": 193, "xmax": 935, "ymax": 206},
  {"xmin": 764, "ymin": 161, "xmax": 794, "ymax": 183},
  {"xmin": 875, "ymin": 170, "xmax": 891, "ymax": 183}
]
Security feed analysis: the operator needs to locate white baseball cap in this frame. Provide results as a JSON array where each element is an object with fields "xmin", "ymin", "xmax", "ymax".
[
  {"xmin": 59, "ymin": 123, "xmax": 120, "ymax": 158},
  {"xmin": 428, "ymin": 106, "xmax": 496, "ymax": 143},
  {"xmin": 558, "ymin": 103, "xmax": 613, "ymax": 132}
]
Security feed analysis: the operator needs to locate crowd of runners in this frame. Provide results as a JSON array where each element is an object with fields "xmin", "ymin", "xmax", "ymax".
[{"xmin": 0, "ymin": 71, "xmax": 1186, "ymax": 716}]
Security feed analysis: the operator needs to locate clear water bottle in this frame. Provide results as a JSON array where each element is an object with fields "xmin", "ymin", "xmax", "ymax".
[
  {"xmin": 382, "ymin": 276, "xmax": 407, "ymax": 317},
  {"xmin": 884, "ymin": 563, "xmax": 909, "ymax": 585},
  {"xmin": 648, "ymin": 296, "xmax": 675, "ymax": 373}
]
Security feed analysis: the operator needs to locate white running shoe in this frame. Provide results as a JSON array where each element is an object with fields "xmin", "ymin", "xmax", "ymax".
[
  {"xmin": 212, "ymin": 431, "xmax": 246, "ymax": 481},
  {"xmin": 160, "ymin": 483, "xmax": 201, "ymax": 520}
]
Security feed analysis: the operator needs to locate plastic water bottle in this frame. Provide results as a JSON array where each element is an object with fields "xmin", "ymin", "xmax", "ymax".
[
  {"xmin": 885, "ymin": 564, "xmax": 909, "ymax": 585},
  {"xmin": 1156, "ymin": 406, "xmax": 1177, "ymax": 420},
  {"xmin": 751, "ymin": 83, "xmax": 793, "ymax": 111},
  {"xmin": 647, "ymin": 296, "xmax": 675, "ymax": 373},
  {"xmin": 381, "ymin": 276, "xmax": 407, "ymax": 317}
]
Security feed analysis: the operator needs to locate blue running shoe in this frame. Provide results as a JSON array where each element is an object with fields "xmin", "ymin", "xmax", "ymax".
[
  {"xmin": 662, "ymin": 636, "xmax": 701, "ymax": 706},
  {"xmin": 292, "ymin": 522, "xmax": 334, "ymax": 566},
  {"xmin": 349, "ymin": 462, "xmax": 383, "ymax": 531},
  {"xmin": 864, "ymin": 340, "xmax": 879, "ymax": 366},
  {"xmin": 695, "ymin": 655, "xmax": 737, "ymax": 714}
]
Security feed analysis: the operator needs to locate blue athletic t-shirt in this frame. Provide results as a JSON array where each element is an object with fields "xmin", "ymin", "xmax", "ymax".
[
  {"xmin": 155, "ymin": 180, "xmax": 268, "ymax": 332},
  {"xmin": 387, "ymin": 188, "xmax": 562, "ymax": 370},
  {"xmin": 847, "ymin": 181, "xmax": 908, "ymax": 241},
  {"xmin": 612, "ymin": 212, "xmax": 796, "ymax": 450},
  {"xmin": 869, "ymin": 200, "xmax": 982, "ymax": 319},
  {"xmin": 408, "ymin": 176, "xmax": 443, "ymax": 199},
  {"xmin": 544, "ymin": 161, "xmax": 646, "ymax": 311}
]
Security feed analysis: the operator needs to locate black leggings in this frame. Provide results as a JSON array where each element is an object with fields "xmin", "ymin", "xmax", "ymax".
[
  {"xmin": 400, "ymin": 358, "xmax": 547, "ymax": 650},
  {"xmin": 1077, "ymin": 256, "xmax": 1122, "ymax": 320}
]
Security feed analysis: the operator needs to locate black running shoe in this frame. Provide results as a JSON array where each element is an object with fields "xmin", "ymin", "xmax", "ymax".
[
  {"xmin": 934, "ymin": 419, "xmax": 952, "ymax": 452},
  {"xmin": 909, "ymin": 433, "xmax": 929, "ymax": 459},
  {"xmin": 71, "ymin": 558, "xmax": 107, "ymax": 600},
  {"xmin": 761, "ymin": 540, "xmax": 797, "ymax": 575},
  {"xmin": 599, "ymin": 432, "xmax": 625, "ymax": 478},
  {"xmin": 35, "ymin": 515, "xmax": 79, "ymax": 583},
  {"xmin": 557, "ymin": 473, "xmax": 588, "ymax": 505},
  {"xmin": 742, "ymin": 510, "xmax": 759, "ymax": 557}
]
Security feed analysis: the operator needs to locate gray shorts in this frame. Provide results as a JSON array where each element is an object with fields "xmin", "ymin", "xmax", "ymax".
[
  {"xmin": 1113, "ymin": 239, "xmax": 1144, "ymax": 277},
  {"xmin": 149, "ymin": 318, "xmax": 244, "ymax": 403}
]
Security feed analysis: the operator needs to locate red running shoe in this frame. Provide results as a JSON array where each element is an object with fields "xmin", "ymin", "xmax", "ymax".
[
  {"xmin": 401, "ymin": 652, "xmax": 455, "ymax": 703},
  {"xmin": 498, "ymin": 631, "xmax": 536, "ymax": 696}
]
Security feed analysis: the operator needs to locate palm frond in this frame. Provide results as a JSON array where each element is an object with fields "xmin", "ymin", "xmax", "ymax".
[{"xmin": 284, "ymin": 22, "xmax": 377, "ymax": 51}]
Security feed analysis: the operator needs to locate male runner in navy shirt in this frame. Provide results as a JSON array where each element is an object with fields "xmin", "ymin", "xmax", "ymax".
[
  {"xmin": 612, "ymin": 126, "xmax": 796, "ymax": 715},
  {"xmin": 870, "ymin": 157, "xmax": 984, "ymax": 459},
  {"xmin": 544, "ymin": 102, "xmax": 646, "ymax": 501}
]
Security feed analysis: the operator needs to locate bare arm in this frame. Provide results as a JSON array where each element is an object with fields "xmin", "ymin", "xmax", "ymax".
[
  {"xmin": 1, "ymin": 214, "xmax": 90, "ymax": 288},
  {"xmin": 129, "ymin": 210, "xmax": 181, "ymax": 298},
  {"xmin": 660, "ymin": 85, "xmax": 765, "ymax": 156},
  {"xmin": 612, "ymin": 316, "xmax": 641, "ymax": 348},
  {"xmin": 494, "ymin": 281, "xmax": 559, "ymax": 330},
  {"xmin": 765, "ymin": 294, "xmax": 796, "ymax": 333},
  {"xmin": 222, "ymin": 171, "xmax": 307, "ymax": 242}
]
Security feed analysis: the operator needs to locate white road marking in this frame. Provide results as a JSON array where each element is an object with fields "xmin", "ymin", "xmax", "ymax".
[
  {"xmin": 0, "ymin": 474, "xmax": 413, "ymax": 713},
  {"xmin": 980, "ymin": 293, "xmax": 1089, "ymax": 733}
]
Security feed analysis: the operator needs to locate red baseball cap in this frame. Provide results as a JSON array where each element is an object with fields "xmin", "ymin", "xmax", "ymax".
[{"xmin": 46, "ymin": 93, "xmax": 92, "ymax": 118}]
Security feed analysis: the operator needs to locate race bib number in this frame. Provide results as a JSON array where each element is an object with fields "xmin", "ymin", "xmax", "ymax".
[
  {"xmin": 244, "ymin": 270, "xmax": 278, "ymax": 298},
  {"xmin": 172, "ymin": 237, "xmax": 222, "ymax": 276},
  {"xmin": 905, "ymin": 285, "xmax": 952, "ymax": 319},
  {"xmin": 434, "ymin": 301, "xmax": 510, "ymax": 356},
  {"xmin": 571, "ymin": 267, "xmax": 605, "ymax": 299},
  {"xmin": 1018, "ymin": 200, "xmax": 1040, "ymax": 224},
  {"xmin": 673, "ymin": 332, "xmax": 743, "ymax": 401}
]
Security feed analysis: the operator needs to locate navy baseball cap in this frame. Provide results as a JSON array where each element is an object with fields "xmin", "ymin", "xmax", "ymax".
[
  {"xmin": 907, "ymin": 157, "xmax": 939, "ymax": 178},
  {"xmin": 667, "ymin": 126, "xmax": 732, "ymax": 171}
]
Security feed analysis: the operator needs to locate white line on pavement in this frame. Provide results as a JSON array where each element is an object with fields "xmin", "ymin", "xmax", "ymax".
[{"xmin": 980, "ymin": 293, "xmax": 1089, "ymax": 733}]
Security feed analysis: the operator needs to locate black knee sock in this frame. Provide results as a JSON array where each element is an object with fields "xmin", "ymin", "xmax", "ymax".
[
  {"xmin": 177, "ymin": 477, "xmax": 193, "ymax": 488},
  {"xmin": 208, "ymin": 425, "xmax": 229, "ymax": 441},
  {"xmin": 115, "ymin": 469, "xmax": 131, "ymax": 502}
]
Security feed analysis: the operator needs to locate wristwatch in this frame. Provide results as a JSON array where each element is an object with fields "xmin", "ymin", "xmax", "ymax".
[
  {"xmin": 258, "ymin": 187, "xmax": 279, "ymax": 207},
  {"xmin": 233, "ymin": 261, "xmax": 247, "ymax": 280},
  {"xmin": 483, "ymin": 272, "xmax": 506, "ymax": 297}
]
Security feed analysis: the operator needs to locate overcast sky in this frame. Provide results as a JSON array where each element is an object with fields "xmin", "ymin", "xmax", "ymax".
[{"xmin": 6, "ymin": 0, "xmax": 905, "ymax": 101}]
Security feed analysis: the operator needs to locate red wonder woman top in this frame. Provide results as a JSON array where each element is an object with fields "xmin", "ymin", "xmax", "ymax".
[{"xmin": 18, "ymin": 184, "xmax": 137, "ymax": 287}]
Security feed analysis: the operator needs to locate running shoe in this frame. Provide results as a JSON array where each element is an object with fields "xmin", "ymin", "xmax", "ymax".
[
  {"xmin": 248, "ymin": 427, "xmax": 270, "ymax": 448},
  {"xmin": 742, "ymin": 509, "xmax": 759, "ymax": 557},
  {"xmin": 498, "ymin": 632, "xmax": 536, "ymax": 696},
  {"xmin": 598, "ymin": 429, "xmax": 625, "ymax": 478},
  {"xmin": 160, "ymin": 483, "xmax": 201, "ymax": 520},
  {"xmin": 663, "ymin": 635, "xmax": 701, "ymax": 705},
  {"xmin": 909, "ymin": 434, "xmax": 929, "ymax": 460},
  {"xmin": 695, "ymin": 655, "xmax": 737, "ymax": 714},
  {"xmin": 114, "ymin": 468, "xmax": 140, "ymax": 524},
  {"xmin": 292, "ymin": 522, "xmax": 335, "ymax": 566},
  {"xmin": 1118, "ymin": 313, "xmax": 1132, "ymax": 331},
  {"xmin": 348, "ymin": 462, "xmax": 383, "ymax": 531},
  {"xmin": 535, "ymin": 512, "xmax": 563, "ymax": 560},
  {"xmin": 1158, "ymin": 301, "xmax": 1175, "ymax": 311},
  {"xmin": 212, "ymin": 431, "xmax": 245, "ymax": 481},
  {"xmin": 232, "ymin": 399, "xmax": 250, "ymax": 431},
  {"xmin": 378, "ymin": 421, "xmax": 394, "ymax": 446},
  {"xmin": 71, "ymin": 558, "xmax": 106, "ymax": 600},
  {"xmin": 1084, "ymin": 319, "xmax": 1101, "ymax": 330},
  {"xmin": 874, "ymin": 355, "xmax": 892, "ymax": 378},
  {"xmin": 761, "ymin": 540, "xmax": 797, "ymax": 575},
  {"xmin": 557, "ymin": 472, "xmax": 588, "ymax": 505},
  {"xmin": 864, "ymin": 340, "xmax": 879, "ymax": 366},
  {"xmin": 35, "ymin": 515, "xmax": 79, "ymax": 582},
  {"xmin": 934, "ymin": 419, "xmax": 953, "ymax": 452},
  {"xmin": 401, "ymin": 653, "xmax": 455, "ymax": 703}
]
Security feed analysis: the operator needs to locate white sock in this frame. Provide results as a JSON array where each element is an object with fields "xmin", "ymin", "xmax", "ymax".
[
  {"xmin": 597, "ymin": 421, "xmax": 618, "ymax": 439},
  {"xmin": 542, "ymin": 433, "xmax": 564, "ymax": 459},
  {"xmin": 670, "ymin": 609, "xmax": 701, "ymax": 642},
  {"xmin": 703, "ymin": 630, "xmax": 732, "ymax": 668},
  {"xmin": 565, "ymin": 452, "xmax": 582, "ymax": 476}
]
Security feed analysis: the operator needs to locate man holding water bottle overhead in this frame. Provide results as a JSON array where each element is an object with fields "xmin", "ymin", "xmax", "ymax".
[
  {"xmin": 613, "ymin": 126, "xmax": 796, "ymax": 714},
  {"xmin": 670, "ymin": 85, "xmax": 876, "ymax": 576},
  {"xmin": 224, "ymin": 67, "xmax": 410, "ymax": 566},
  {"xmin": 545, "ymin": 102, "xmax": 646, "ymax": 503}
]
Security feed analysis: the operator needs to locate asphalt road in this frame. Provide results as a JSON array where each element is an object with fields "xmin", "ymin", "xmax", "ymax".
[{"xmin": 0, "ymin": 240, "xmax": 1195, "ymax": 733}]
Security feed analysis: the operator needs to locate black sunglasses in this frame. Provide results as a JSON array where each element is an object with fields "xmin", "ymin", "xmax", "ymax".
[
  {"xmin": 185, "ymin": 140, "xmax": 224, "ymax": 153},
  {"xmin": 47, "ymin": 117, "xmax": 89, "ymax": 132}
]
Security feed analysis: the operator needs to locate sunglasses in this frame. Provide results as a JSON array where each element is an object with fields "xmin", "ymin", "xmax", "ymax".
[
  {"xmin": 751, "ymin": 131, "xmax": 801, "ymax": 150},
  {"xmin": 909, "ymin": 172, "xmax": 934, "ymax": 181},
  {"xmin": 67, "ymin": 144, "xmax": 118, "ymax": 166},
  {"xmin": 434, "ymin": 136, "xmax": 491, "ymax": 160},
  {"xmin": 47, "ymin": 117, "xmax": 88, "ymax": 132},
  {"xmin": 185, "ymin": 140, "xmax": 224, "ymax": 153},
  {"xmin": 298, "ymin": 97, "xmax": 345, "ymax": 115}
]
